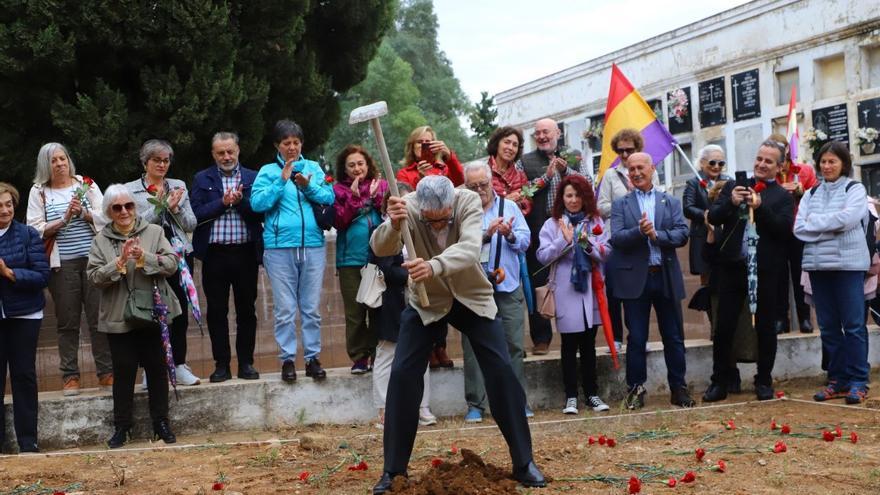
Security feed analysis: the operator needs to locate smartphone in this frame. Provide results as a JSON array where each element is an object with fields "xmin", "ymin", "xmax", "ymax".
[
  {"xmin": 420, "ymin": 142, "xmax": 434, "ymax": 163},
  {"xmin": 735, "ymin": 171, "xmax": 748, "ymax": 188}
]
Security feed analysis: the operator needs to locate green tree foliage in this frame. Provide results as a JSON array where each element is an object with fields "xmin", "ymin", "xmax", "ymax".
[
  {"xmin": 469, "ymin": 91, "xmax": 498, "ymax": 151},
  {"xmin": 0, "ymin": 0, "xmax": 394, "ymax": 199},
  {"xmin": 321, "ymin": 0, "xmax": 478, "ymax": 170}
]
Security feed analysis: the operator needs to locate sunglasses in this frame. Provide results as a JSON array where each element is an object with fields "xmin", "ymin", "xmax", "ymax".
[
  {"xmin": 111, "ymin": 202, "xmax": 135, "ymax": 213},
  {"xmin": 615, "ymin": 147, "xmax": 636, "ymax": 155},
  {"xmin": 707, "ymin": 160, "xmax": 726, "ymax": 167}
]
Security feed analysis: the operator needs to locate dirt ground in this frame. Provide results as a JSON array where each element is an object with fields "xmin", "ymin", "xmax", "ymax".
[{"xmin": 3, "ymin": 376, "xmax": 880, "ymax": 495}]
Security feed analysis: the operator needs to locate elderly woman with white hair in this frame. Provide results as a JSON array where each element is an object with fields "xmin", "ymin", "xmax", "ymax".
[
  {"xmin": 125, "ymin": 139, "xmax": 200, "ymax": 386},
  {"xmin": 87, "ymin": 184, "xmax": 181, "ymax": 448},
  {"xmin": 682, "ymin": 144, "xmax": 729, "ymax": 282},
  {"xmin": 26, "ymin": 142, "xmax": 113, "ymax": 396}
]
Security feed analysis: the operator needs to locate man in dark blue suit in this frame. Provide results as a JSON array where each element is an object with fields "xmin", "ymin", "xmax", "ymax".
[
  {"xmin": 190, "ymin": 132, "xmax": 264, "ymax": 382},
  {"xmin": 609, "ymin": 152, "xmax": 694, "ymax": 410}
]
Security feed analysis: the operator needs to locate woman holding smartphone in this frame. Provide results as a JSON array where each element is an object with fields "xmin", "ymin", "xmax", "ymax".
[{"xmin": 396, "ymin": 125, "xmax": 464, "ymax": 190}]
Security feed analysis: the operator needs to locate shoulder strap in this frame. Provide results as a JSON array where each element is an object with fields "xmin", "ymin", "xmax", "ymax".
[{"xmin": 845, "ymin": 180, "xmax": 857, "ymax": 192}]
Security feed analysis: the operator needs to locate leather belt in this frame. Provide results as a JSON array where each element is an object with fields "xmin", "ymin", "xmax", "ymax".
[{"xmin": 647, "ymin": 265, "xmax": 662, "ymax": 273}]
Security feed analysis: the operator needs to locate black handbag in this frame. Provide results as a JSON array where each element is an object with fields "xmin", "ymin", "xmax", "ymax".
[{"xmin": 311, "ymin": 202, "xmax": 335, "ymax": 231}]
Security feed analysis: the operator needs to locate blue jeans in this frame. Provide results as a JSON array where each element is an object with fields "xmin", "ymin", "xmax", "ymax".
[
  {"xmin": 809, "ymin": 271, "xmax": 869, "ymax": 386},
  {"xmin": 263, "ymin": 246, "xmax": 325, "ymax": 362}
]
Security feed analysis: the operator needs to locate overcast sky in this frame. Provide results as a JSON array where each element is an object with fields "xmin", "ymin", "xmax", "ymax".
[{"xmin": 434, "ymin": 0, "xmax": 752, "ymax": 103}]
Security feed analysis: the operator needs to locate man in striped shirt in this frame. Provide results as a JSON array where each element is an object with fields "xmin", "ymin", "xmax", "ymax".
[{"xmin": 190, "ymin": 132, "xmax": 264, "ymax": 383}]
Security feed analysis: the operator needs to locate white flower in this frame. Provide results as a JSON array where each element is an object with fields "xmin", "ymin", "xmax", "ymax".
[{"xmin": 857, "ymin": 127, "xmax": 878, "ymax": 144}]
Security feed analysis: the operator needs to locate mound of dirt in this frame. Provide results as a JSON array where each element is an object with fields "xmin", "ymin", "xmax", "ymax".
[{"xmin": 389, "ymin": 449, "xmax": 521, "ymax": 495}]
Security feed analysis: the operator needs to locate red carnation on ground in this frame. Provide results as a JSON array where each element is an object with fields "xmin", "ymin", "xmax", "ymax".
[
  {"xmin": 606, "ymin": 438, "xmax": 617, "ymax": 448},
  {"xmin": 667, "ymin": 477, "xmax": 677, "ymax": 488},
  {"xmin": 592, "ymin": 224, "xmax": 603, "ymax": 236},
  {"xmin": 699, "ymin": 179, "xmax": 708, "ymax": 189},
  {"xmin": 775, "ymin": 390, "xmax": 785, "ymax": 399},
  {"xmin": 753, "ymin": 181, "xmax": 766, "ymax": 193},
  {"xmin": 598, "ymin": 435, "xmax": 607, "ymax": 445},
  {"xmin": 725, "ymin": 419, "xmax": 736, "ymax": 430},
  {"xmin": 628, "ymin": 476, "xmax": 641, "ymax": 494},
  {"xmin": 713, "ymin": 460, "xmax": 727, "ymax": 473},
  {"xmin": 835, "ymin": 426, "xmax": 843, "ymax": 438},
  {"xmin": 298, "ymin": 471, "xmax": 310, "ymax": 482},
  {"xmin": 450, "ymin": 444, "xmax": 459, "ymax": 455},
  {"xmin": 431, "ymin": 458, "xmax": 443, "ymax": 468},
  {"xmin": 822, "ymin": 430, "xmax": 835, "ymax": 442},
  {"xmin": 773, "ymin": 440, "xmax": 787, "ymax": 453},
  {"xmin": 680, "ymin": 471, "xmax": 696, "ymax": 483},
  {"xmin": 781, "ymin": 424, "xmax": 791, "ymax": 435},
  {"xmin": 695, "ymin": 447, "xmax": 706, "ymax": 461},
  {"xmin": 770, "ymin": 420, "xmax": 777, "ymax": 430},
  {"xmin": 212, "ymin": 482, "xmax": 224, "ymax": 491},
  {"xmin": 348, "ymin": 460, "xmax": 368, "ymax": 471},
  {"xmin": 146, "ymin": 183, "xmax": 159, "ymax": 195},
  {"xmin": 53, "ymin": 492, "xmax": 66, "ymax": 495},
  {"xmin": 851, "ymin": 431, "xmax": 859, "ymax": 444},
  {"xmin": 588, "ymin": 436, "xmax": 596, "ymax": 445}
]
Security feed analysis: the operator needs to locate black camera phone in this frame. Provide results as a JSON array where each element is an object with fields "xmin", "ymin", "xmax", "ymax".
[{"xmin": 735, "ymin": 171, "xmax": 748, "ymax": 188}]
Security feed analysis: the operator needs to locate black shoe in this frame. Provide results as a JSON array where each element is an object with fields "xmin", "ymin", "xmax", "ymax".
[
  {"xmin": 153, "ymin": 419, "xmax": 177, "ymax": 444},
  {"xmin": 799, "ymin": 319, "xmax": 813, "ymax": 333},
  {"xmin": 512, "ymin": 460, "xmax": 547, "ymax": 488},
  {"xmin": 774, "ymin": 319, "xmax": 790, "ymax": 334},
  {"xmin": 755, "ymin": 383, "xmax": 775, "ymax": 401},
  {"xmin": 237, "ymin": 363, "xmax": 260, "ymax": 380},
  {"xmin": 305, "ymin": 358, "xmax": 327, "ymax": 380},
  {"xmin": 624, "ymin": 384, "xmax": 646, "ymax": 410},
  {"xmin": 107, "ymin": 427, "xmax": 131, "ymax": 449},
  {"xmin": 18, "ymin": 443, "xmax": 39, "ymax": 453},
  {"xmin": 281, "ymin": 360, "xmax": 297, "ymax": 383},
  {"xmin": 671, "ymin": 386, "xmax": 696, "ymax": 408},
  {"xmin": 372, "ymin": 471, "xmax": 407, "ymax": 494},
  {"xmin": 702, "ymin": 382, "xmax": 728, "ymax": 403},
  {"xmin": 209, "ymin": 366, "xmax": 232, "ymax": 383}
]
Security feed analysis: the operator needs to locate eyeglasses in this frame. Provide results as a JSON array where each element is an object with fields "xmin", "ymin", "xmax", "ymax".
[
  {"xmin": 615, "ymin": 147, "xmax": 637, "ymax": 155},
  {"xmin": 465, "ymin": 180, "xmax": 491, "ymax": 192},
  {"xmin": 419, "ymin": 214, "xmax": 455, "ymax": 226},
  {"xmin": 111, "ymin": 202, "xmax": 135, "ymax": 213},
  {"xmin": 148, "ymin": 157, "xmax": 171, "ymax": 165},
  {"xmin": 707, "ymin": 160, "xmax": 726, "ymax": 167}
]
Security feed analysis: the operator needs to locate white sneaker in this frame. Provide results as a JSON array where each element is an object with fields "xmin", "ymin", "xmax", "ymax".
[
  {"xmin": 141, "ymin": 371, "xmax": 148, "ymax": 391},
  {"xmin": 562, "ymin": 397, "xmax": 578, "ymax": 414},
  {"xmin": 175, "ymin": 364, "xmax": 201, "ymax": 386},
  {"xmin": 587, "ymin": 395, "xmax": 610, "ymax": 412},
  {"xmin": 418, "ymin": 407, "xmax": 438, "ymax": 426}
]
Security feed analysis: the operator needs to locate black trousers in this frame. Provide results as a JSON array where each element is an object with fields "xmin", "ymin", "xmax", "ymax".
[
  {"xmin": 202, "ymin": 244, "xmax": 259, "ymax": 367},
  {"xmin": 383, "ymin": 301, "xmax": 533, "ymax": 474},
  {"xmin": 0, "ymin": 318, "xmax": 40, "ymax": 452},
  {"xmin": 525, "ymin": 235, "xmax": 552, "ymax": 345},
  {"xmin": 167, "ymin": 254, "xmax": 194, "ymax": 366},
  {"xmin": 776, "ymin": 236, "xmax": 810, "ymax": 325},
  {"xmin": 713, "ymin": 262, "xmax": 779, "ymax": 386},
  {"xmin": 560, "ymin": 326, "xmax": 598, "ymax": 399},
  {"xmin": 107, "ymin": 329, "xmax": 169, "ymax": 429}
]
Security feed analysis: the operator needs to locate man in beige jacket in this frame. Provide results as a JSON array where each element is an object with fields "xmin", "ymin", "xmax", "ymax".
[{"xmin": 370, "ymin": 176, "xmax": 545, "ymax": 494}]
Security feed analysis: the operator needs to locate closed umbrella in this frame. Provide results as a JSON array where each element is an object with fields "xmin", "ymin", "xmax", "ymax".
[
  {"xmin": 170, "ymin": 236, "xmax": 203, "ymax": 331},
  {"xmin": 746, "ymin": 207, "xmax": 759, "ymax": 324},
  {"xmin": 152, "ymin": 285, "xmax": 179, "ymax": 399}
]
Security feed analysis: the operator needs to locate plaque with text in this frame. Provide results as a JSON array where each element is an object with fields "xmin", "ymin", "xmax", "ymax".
[
  {"xmin": 698, "ymin": 77, "xmax": 726, "ymax": 128},
  {"xmin": 731, "ymin": 69, "xmax": 761, "ymax": 122},
  {"xmin": 857, "ymin": 97, "xmax": 880, "ymax": 129},
  {"xmin": 812, "ymin": 104, "xmax": 849, "ymax": 145},
  {"xmin": 667, "ymin": 87, "xmax": 693, "ymax": 135}
]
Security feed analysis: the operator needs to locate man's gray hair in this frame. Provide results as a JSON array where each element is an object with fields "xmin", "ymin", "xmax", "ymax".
[
  {"xmin": 102, "ymin": 184, "xmax": 136, "ymax": 219},
  {"xmin": 212, "ymin": 131, "xmax": 239, "ymax": 145},
  {"xmin": 416, "ymin": 175, "xmax": 455, "ymax": 211},
  {"xmin": 760, "ymin": 139, "xmax": 786, "ymax": 165},
  {"xmin": 463, "ymin": 161, "xmax": 492, "ymax": 181},
  {"xmin": 697, "ymin": 144, "xmax": 724, "ymax": 162},
  {"xmin": 139, "ymin": 139, "xmax": 174, "ymax": 166},
  {"xmin": 34, "ymin": 142, "xmax": 76, "ymax": 185}
]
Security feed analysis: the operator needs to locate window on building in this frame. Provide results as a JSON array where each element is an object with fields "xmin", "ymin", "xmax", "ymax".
[
  {"xmin": 867, "ymin": 45, "xmax": 880, "ymax": 89},
  {"xmin": 557, "ymin": 122, "xmax": 566, "ymax": 150},
  {"xmin": 565, "ymin": 118, "xmax": 586, "ymax": 152},
  {"xmin": 815, "ymin": 55, "xmax": 846, "ymax": 100},
  {"xmin": 776, "ymin": 68, "xmax": 799, "ymax": 106}
]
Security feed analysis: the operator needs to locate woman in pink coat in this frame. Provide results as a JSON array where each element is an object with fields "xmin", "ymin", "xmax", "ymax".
[{"xmin": 537, "ymin": 175, "xmax": 611, "ymax": 415}]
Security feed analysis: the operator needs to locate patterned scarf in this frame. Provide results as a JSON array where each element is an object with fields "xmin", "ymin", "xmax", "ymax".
[{"xmin": 565, "ymin": 211, "xmax": 591, "ymax": 292}]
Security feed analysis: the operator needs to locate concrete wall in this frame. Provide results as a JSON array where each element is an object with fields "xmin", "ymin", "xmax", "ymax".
[{"xmin": 5, "ymin": 330, "xmax": 879, "ymax": 452}]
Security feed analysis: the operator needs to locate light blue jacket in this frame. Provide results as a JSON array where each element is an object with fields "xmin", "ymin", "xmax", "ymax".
[{"xmin": 250, "ymin": 154, "xmax": 335, "ymax": 249}]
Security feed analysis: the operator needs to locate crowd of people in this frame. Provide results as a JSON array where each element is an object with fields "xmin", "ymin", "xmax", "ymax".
[{"xmin": 0, "ymin": 118, "xmax": 875, "ymax": 494}]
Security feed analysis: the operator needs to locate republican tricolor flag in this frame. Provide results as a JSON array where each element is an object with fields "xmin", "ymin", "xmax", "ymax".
[
  {"xmin": 597, "ymin": 64, "xmax": 677, "ymax": 184},
  {"xmin": 785, "ymin": 85, "xmax": 799, "ymax": 163}
]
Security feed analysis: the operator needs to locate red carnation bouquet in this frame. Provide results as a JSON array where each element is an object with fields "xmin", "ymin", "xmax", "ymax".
[{"xmin": 74, "ymin": 176, "xmax": 94, "ymax": 202}]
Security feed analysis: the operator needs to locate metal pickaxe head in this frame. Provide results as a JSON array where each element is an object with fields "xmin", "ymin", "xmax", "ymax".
[{"xmin": 349, "ymin": 101, "xmax": 388, "ymax": 124}]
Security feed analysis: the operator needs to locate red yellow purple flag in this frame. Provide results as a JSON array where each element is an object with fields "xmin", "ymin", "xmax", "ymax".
[{"xmin": 597, "ymin": 64, "xmax": 677, "ymax": 184}]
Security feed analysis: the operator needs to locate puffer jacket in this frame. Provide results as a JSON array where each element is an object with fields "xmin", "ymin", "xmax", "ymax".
[
  {"xmin": 87, "ymin": 218, "xmax": 181, "ymax": 334},
  {"xmin": 333, "ymin": 177, "xmax": 387, "ymax": 268},
  {"xmin": 795, "ymin": 178, "xmax": 869, "ymax": 272},
  {"xmin": 0, "ymin": 221, "xmax": 49, "ymax": 317},
  {"xmin": 250, "ymin": 154, "xmax": 335, "ymax": 249}
]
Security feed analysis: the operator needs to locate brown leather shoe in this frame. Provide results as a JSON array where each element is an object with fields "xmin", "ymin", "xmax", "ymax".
[
  {"xmin": 428, "ymin": 349, "xmax": 441, "ymax": 369},
  {"xmin": 434, "ymin": 346, "xmax": 453, "ymax": 368},
  {"xmin": 98, "ymin": 373, "xmax": 114, "ymax": 389},
  {"xmin": 63, "ymin": 375, "xmax": 81, "ymax": 396},
  {"xmin": 532, "ymin": 342, "xmax": 550, "ymax": 355}
]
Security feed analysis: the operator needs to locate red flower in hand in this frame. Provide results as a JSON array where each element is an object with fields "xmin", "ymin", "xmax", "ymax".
[
  {"xmin": 781, "ymin": 424, "xmax": 791, "ymax": 435},
  {"xmin": 822, "ymin": 430, "xmax": 835, "ymax": 442},
  {"xmin": 146, "ymin": 183, "xmax": 159, "ymax": 195},
  {"xmin": 714, "ymin": 460, "xmax": 727, "ymax": 473},
  {"xmin": 791, "ymin": 165, "xmax": 801, "ymax": 174},
  {"xmin": 695, "ymin": 447, "xmax": 706, "ymax": 461},
  {"xmin": 773, "ymin": 440, "xmax": 787, "ymax": 453},
  {"xmin": 770, "ymin": 420, "xmax": 777, "ymax": 430},
  {"xmin": 606, "ymin": 438, "xmax": 617, "ymax": 448},
  {"xmin": 588, "ymin": 436, "xmax": 596, "ymax": 445},
  {"xmin": 298, "ymin": 471, "xmax": 310, "ymax": 482},
  {"xmin": 628, "ymin": 476, "xmax": 642, "ymax": 494},
  {"xmin": 680, "ymin": 471, "xmax": 696, "ymax": 483},
  {"xmin": 212, "ymin": 482, "xmax": 224, "ymax": 490},
  {"xmin": 835, "ymin": 426, "xmax": 843, "ymax": 438},
  {"xmin": 699, "ymin": 179, "xmax": 708, "ymax": 189},
  {"xmin": 535, "ymin": 178, "xmax": 546, "ymax": 189},
  {"xmin": 325, "ymin": 175, "xmax": 335, "ymax": 183},
  {"xmin": 598, "ymin": 435, "xmax": 607, "ymax": 445},
  {"xmin": 851, "ymin": 431, "xmax": 859, "ymax": 444},
  {"xmin": 667, "ymin": 478, "xmax": 677, "ymax": 488},
  {"xmin": 82, "ymin": 176, "xmax": 94, "ymax": 186},
  {"xmin": 753, "ymin": 181, "xmax": 766, "ymax": 193},
  {"xmin": 591, "ymin": 224, "xmax": 603, "ymax": 236},
  {"xmin": 431, "ymin": 458, "xmax": 443, "ymax": 468}
]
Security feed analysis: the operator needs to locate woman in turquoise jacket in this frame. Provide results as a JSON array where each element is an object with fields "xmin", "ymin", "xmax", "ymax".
[{"xmin": 250, "ymin": 119, "xmax": 335, "ymax": 382}]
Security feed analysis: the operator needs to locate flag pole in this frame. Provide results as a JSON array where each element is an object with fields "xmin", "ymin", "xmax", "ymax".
[{"xmin": 674, "ymin": 143, "xmax": 702, "ymax": 178}]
